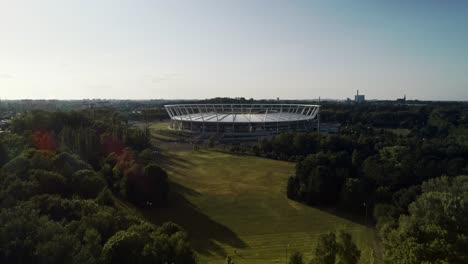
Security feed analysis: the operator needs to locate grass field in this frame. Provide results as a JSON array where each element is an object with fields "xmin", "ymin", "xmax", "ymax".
[
  {"xmin": 149, "ymin": 122, "xmax": 171, "ymax": 131},
  {"xmin": 148, "ymin": 121, "xmax": 191, "ymax": 143},
  {"xmin": 135, "ymin": 148, "xmax": 377, "ymax": 263}
]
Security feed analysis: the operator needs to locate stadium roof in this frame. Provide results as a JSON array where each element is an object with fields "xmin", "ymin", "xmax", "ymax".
[{"xmin": 165, "ymin": 104, "xmax": 319, "ymax": 124}]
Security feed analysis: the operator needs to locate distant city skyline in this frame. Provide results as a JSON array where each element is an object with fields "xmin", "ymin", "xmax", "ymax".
[{"xmin": 1, "ymin": 1, "xmax": 468, "ymax": 101}]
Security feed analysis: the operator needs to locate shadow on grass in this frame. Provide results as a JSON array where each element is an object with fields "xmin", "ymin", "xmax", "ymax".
[
  {"xmin": 311, "ymin": 204, "xmax": 371, "ymax": 228},
  {"xmin": 171, "ymin": 181, "xmax": 201, "ymax": 197},
  {"xmin": 158, "ymin": 152, "xmax": 193, "ymax": 171},
  {"xmin": 143, "ymin": 149, "xmax": 247, "ymax": 257},
  {"xmin": 141, "ymin": 188, "xmax": 247, "ymax": 257}
]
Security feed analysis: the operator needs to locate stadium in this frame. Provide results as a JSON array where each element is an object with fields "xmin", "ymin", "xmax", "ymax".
[{"xmin": 164, "ymin": 104, "xmax": 320, "ymax": 135}]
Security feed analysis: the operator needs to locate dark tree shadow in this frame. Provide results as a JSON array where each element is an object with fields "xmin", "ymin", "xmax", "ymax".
[
  {"xmin": 309, "ymin": 204, "xmax": 373, "ymax": 227},
  {"xmin": 158, "ymin": 153, "xmax": 194, "ymax": 176},
  {"xmin": 159, "ymin": 152, "xmax": 193, "ymax": 168},
  {"xmin": 141, "ymin": 188, "xmax": 247, "ymax": 257},
  {"xmin": 171, "ymin": 181, "xmax": 201, "ymax": 197}
]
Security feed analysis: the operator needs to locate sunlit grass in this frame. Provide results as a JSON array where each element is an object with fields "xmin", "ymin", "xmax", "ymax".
[
  {"xmin": 149, "ymin": 122, "xmax": 171, "ymax": 131},
  {"xmin": 139, "ymin": 149, "xmax": 376, "ymax": 263}
]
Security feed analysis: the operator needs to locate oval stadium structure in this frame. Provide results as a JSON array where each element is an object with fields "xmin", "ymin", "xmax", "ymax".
[{"xmin": 164, "ymin": 104, "xmax": 320, "ymax": 135}]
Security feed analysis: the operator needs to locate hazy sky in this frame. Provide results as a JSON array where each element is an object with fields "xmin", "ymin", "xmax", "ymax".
[{"xmin": 1, "ymin": 0, "xmax": 467, "ymax": 100}]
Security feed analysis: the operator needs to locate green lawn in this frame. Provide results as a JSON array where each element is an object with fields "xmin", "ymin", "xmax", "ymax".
[
  {"xmin": 149, "ymin": 122, "xmax": 171, "ymax": 131},
  {"xmin": 140, "ymin": 150, "xmax": 377, "ymax": 263},
  {"xmin": 148, "ymin": 121, "xmax": 190, "ymax": 142},
  {"xmin": 151, "ymin": 132, "xmax": 175, "ymax": 141}
]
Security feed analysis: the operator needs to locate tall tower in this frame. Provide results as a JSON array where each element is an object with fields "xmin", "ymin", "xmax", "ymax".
[{"xmin": 355, "ymin": 90, "xmax": 365, "ymax": 103}]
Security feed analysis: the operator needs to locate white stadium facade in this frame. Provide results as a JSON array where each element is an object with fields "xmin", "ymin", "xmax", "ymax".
[{"xmin": 164, "ymin": 104, "xmax": 320, "ymax": 136}]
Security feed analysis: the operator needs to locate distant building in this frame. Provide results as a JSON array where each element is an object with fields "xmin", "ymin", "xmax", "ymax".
[
  {"xmin": 354, "ymin": 90, "xmax": 365, "ymax": 103},
  {"xmin": 396, "ymin": 94, "xmax": 406, "ymax": 102}
]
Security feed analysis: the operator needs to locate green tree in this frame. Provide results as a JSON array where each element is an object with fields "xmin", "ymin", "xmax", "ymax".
[
  {"xmin": 288, "ymin": 251, "xmax": 304, "ymax": 264},
  {"xmin": 337, "ymin": 231, "xmax": 361, "ymax": 264},
  {"xmin": 0, "ymin": 141, "xmax": 8, "ymax": 167},
  {"xmin": 340, "ymin": 178, "xmax": 366, "ymax": 211},
  {"xmin": 101, "ymin": 229, "xmax": 147, "ymax": 264},
  {"xmin": 305, "ymin": 165, "xmax": 338, "ymax": 205},
  {"xmin": 125, "ymin": 163, "xmax": 169, "ymax": 207},
  {"xmin": 312, "ymin": 232, "xmax": 338, "ymax": 264},
  {"xmin": 72, "ymin": 228, "xmax": 102, "ymax": 264},
  {"xmin": 71, "ymin": 170, "xmax": 105, "ymax": 198},
  {"xmin": 95, "ymin": 188, "xmax": 114, "ymax": 206},
  {"xmin": 0, "ymin": 133, "xmax": 29, "ymax": 159},
  {"xmin": 143, "ymin": 222, "xmax": 197, "ymax": 264},
  {"xmin": 52, "ymin": 152, "xmax": 92, "ymax": 178},
  {"xmin": 382, "ymin": 176, "xmax": 468, "ymax": 264},
  {"xmin": 312, "ymin": 231, "xmax": 361, "ymax": 264},
  {"xmin": 225, "ymin": 255, "xmax": 234, "ymax": 264},
  {"xmin": 35, "ymin": 220, "xmax": 77, "ymax": 264},
  {"xmin": 31, "ymin": 169, "xmax": 66, "ymax": 195}
]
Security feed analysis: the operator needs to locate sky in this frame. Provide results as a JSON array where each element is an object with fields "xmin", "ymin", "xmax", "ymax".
[{"xmin": 0, "ymin": 0, "xmax": 467, "ymax": 100}]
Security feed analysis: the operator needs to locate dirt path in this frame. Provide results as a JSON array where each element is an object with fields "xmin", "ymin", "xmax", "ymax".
[{"xmin": 372, "ymin": 229, "xmax": 384, "ymax": 264}]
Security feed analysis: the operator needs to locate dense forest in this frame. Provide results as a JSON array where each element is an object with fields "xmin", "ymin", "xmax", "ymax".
[{"xmin": 0, "ymin": 109, "xmax": 196, "ymax": 263}]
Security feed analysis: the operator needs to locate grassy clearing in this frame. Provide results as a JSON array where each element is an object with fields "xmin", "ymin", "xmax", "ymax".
[
  {"xmin": 149, "ymin": 122, "xmax": 171, "ymax": 131},
  {"xmin": 138, "ymin": 149, "xmax": 376, "ymax": 263},
  {"xmin": 151, "ymin": 132, "xmax": 175, "ymax": 141},
  {"xmin": 148, "ymin": 121, "xmax": 192, "ymax": 144}
]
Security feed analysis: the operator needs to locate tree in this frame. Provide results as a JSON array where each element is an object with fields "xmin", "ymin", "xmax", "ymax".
[
  {"xmin": 71, "ymin": 170, "xmax": 105, "ymax": 198},
  {"xmin": 392, "ymin": 185, "xmax": 421, "ymax": 212},
  {"xmin": 52, "ymin": 152, "xmax": 92, "ymax": 178},
  {"xmin": 95, "ymin": 188, "xmax": 114, "ymax": 206},
  {"xmin": 288, "ymin": 251, "xmax": 304, "ymax": 264},
  {"xmin": 305, "ymin": 165, "xmax": 338, "ymax": 205},
  {"xmin": 287, "ymin": 176, "xmax": 299, "ymax": 200},
  {"xmin": 0, "ymin": 207, "xmax": 42, "ymax": 263},
  {"xmin": 340, "ymin": 178, "xmax": 367, "ymax": 211},
  {"xmin": 351, "ymin": 149, "xmax": 364, "ymax": 167},
  {"xmin": 225, "ymin": 255, "xmax": 234, "ymax": 264},
  {"xmin": 311, "ymin": 231, "xmax": 361, "ymax": 264},
  {"xmin": 0, "ymin": 133, "xmax": 29, "ymax": 160},
  {"xmin": 312, "ymin": 232, "xmax": 338, "ymax": 264},
  {"xmin": 143, "ymin": 222, "xmax": 197, "ymax": 264},
  {"xmin": 337, "ymin": 231, "xmax": 361, "ymax": 264},
  {"xmin": 58, "ymin": 126, "xmax": 100, "ymax": 164},
  {"xmin": 382, "ymin": 176, "xmax": 468, "ymax": 264},
  {"xmin": 208, "ymin": 135, "xmax": 216, "ymax": 148},
  {"xmin": 138, "ymin": 148, "xmax": 153, "ymax": 163},
  {"xmin": 34, "ymin": 220, "xmax": 77, "ymax": 264},
  {"xmin": 0, "ymin": 205, "xmax": 77, "ymax": 264},
  {"xmin": 102, "ymin": 222, "xmax": 196, "ymax": 264},
  {"xmin": 0, "ymin": 141, "xmax": 8, "ymax": 167},
  {"xmin": 73, "ymin": 228, "xmax": 102, "ymax": 264},
  {"xmin": 125, "ymin": 163, "xmax": 169, "ymax": 207},
  {"xmin": 31, "ymin": 169, "xmax": 66, "ymax": 195},
  {"xmin": 101, "ymin": 229, "xmax": 147, "ymax": 264}
]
